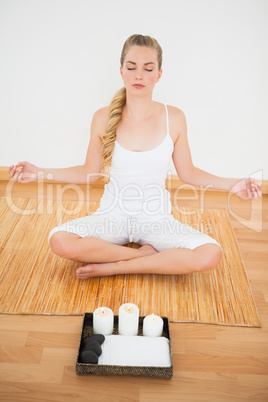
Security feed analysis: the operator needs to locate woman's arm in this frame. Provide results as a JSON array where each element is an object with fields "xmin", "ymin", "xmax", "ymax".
[
  {"xmin": 171, "ymin": 107, "xmax": 262, "ymax": 200},
  {"xmin": 9, "ymin": 107, "xmax": 108, "ymax": 184}
]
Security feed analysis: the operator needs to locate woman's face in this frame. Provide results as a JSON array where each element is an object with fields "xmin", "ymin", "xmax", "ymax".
[{"xmin": 120, "ymin": 46, "xmax": 162, "ymax": 96}]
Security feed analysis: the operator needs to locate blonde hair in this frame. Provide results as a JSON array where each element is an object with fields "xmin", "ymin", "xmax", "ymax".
[{"xmin": 101, "ymin": 34, "xmax": 163, "ymax": 180}]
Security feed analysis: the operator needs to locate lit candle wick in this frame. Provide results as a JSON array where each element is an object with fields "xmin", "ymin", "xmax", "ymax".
[
  {"xmin": 127, "ymin": 306, "xmax": 131, "ymax": 312},
  {"xmin": 152, "ymin": 313, "xmax": 155, "ymax": 321},
  {"xmin": 101, "ymin": 307, "xmax": 105, "ymax": 315}
]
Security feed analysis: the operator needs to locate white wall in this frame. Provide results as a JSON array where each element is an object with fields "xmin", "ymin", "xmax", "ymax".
[{"xmin": 1, "ymin": 0, "xmax": 268, "ymax": 179}]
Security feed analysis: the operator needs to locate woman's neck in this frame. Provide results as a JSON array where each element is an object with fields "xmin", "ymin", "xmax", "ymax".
[{"xmin": 124, "ymin": 93, "xmax": 155, "ymax": 122}]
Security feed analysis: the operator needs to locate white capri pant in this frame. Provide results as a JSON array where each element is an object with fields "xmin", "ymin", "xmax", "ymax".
[{"xmin": 48, "ymin": 203, "xmax": 222, "ymax": 253}]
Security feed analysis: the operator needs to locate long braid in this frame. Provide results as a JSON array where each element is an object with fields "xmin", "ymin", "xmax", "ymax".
[{"xmin": 101, "ymin": 87, "xmax": 126, "ymax": 181}]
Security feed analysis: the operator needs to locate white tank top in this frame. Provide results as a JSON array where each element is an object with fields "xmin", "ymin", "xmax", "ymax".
[{"xmin": 100, "ymin": 104, "xmax": 174, "ymax": 216}]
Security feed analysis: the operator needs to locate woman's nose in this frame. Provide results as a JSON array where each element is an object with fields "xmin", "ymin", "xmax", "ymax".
[{"xmin": 135, "ymin": 69, "xmax": 143, "ymax": 79}]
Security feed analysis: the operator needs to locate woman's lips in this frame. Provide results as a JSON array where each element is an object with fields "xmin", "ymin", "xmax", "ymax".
[{"xmin": 133, "ymin": 84, "xmax": 145, "ymax": 89}]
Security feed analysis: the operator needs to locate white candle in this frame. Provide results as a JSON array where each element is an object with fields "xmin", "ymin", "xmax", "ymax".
[
  {"xmin": 93, "ymin": 307, "xmax": 114, "ymax": 335},
  {"xmin": 143, "ymin": 313, "xmax": 164, "ymax": 337},
  {"xmin": 118, "ymin": 303, "xmax": 139, "ymax": 336}
]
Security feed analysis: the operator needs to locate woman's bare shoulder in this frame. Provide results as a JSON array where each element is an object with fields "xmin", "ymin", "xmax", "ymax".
[
  {"xmin": 91, "ymin": 106, "xmax": 110, "ymax": 139},
  {"xmin": 93, "ymin": 106, "xmax": 110, "ymax": 124},
  {"xmin": 154, "ymin": 102, "xmax": 185, "ymax": 119},
  {"xmin": 166, "ymin": 104, "xmax": 186, "ymax": 119},
  {"xmin": 166, "ymin": 105, "xmax": 187, "ymax": 142}
]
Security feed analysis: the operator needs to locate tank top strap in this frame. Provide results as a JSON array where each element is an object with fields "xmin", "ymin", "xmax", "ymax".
[{"xmin": 164, "ymin": 104, "xmax": 169, "ymax": 135}]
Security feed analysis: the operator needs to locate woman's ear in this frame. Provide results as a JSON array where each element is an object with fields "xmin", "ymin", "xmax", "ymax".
[
  {"xmin": 120, "ymin": 66, "xmax": 123, "ymax": 79},
  {"xmin": 156, "ymin": 69, "xmax": 163, "ymax": 83}
]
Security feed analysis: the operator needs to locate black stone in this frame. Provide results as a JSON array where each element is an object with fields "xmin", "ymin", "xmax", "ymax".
[
  {"xmin": 79, "ymin": 350, "xmax": 99, "ymax": 364},
  {"xmin": 82, "ymin": 340, "xmax": 102, "ymax": 356},
  {"xmin": 81, "ymin": 334, "xmax": 105, "ymax": 348}
]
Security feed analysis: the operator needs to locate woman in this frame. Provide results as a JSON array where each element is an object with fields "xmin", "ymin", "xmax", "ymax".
[{"xmin": 9, "ymin": 34, "xmax": 262, "ymax": 279}]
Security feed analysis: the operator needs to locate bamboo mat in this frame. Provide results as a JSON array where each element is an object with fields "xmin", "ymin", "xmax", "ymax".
[{"xmin": 0, "ymin": 196, "xmax": 261, "ymax": 327}]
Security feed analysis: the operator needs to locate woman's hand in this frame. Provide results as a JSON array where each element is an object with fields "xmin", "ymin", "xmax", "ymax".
[
  {"xmin": 230, "ymin": 177, "xmax": 263, "ymax": 200},
  {"xmin": 9, "ymin": 162, "xmax": 39, "ymax": 183}
]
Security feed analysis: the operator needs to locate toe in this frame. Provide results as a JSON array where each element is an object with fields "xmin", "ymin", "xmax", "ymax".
[{"xmin": 76, "ymin": 264, "xmax": 94, "ymax": 279}]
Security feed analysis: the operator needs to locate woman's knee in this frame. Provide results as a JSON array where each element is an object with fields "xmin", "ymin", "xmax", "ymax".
[
  {"xmin": 49, "ymin": 231, "xmax": 78, "ymax": 259},
  {"xmin": 196, "ymin": 244, "xmax": 222, "ymax": 272}
]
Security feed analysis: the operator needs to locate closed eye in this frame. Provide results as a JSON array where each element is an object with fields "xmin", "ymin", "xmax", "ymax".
[{"xmin": 127, "ymin": 68, "xmax": 153, "ymax": 72}]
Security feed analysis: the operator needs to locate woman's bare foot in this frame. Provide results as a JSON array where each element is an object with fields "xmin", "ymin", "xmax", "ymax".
[
  {"xmin": 138, "ymin": 244, "xmax": 158, "ymax": 257},
  {"xmin": 76, "ymin": 262, "xmax": 116, "ymax": 279},
  {"xmin": 75, "ymin": 244, "xmax": 158, "ymax": 280}
]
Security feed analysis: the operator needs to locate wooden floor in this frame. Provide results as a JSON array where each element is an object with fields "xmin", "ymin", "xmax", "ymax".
[{"xmin": 0, "ymin": 181, "xmax": 267, "ymax": 401}]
